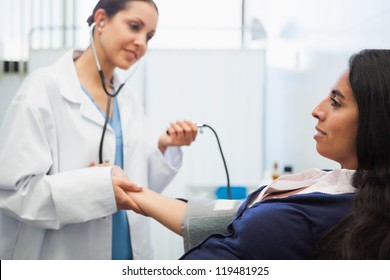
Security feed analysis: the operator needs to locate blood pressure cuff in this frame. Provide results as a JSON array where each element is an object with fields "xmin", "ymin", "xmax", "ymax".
[{"xmin": 181, "ymin": 199, "xmax": 243, "ymax": 252}]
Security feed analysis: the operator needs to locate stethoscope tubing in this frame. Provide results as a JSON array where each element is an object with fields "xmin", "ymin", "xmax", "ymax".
[{"xmin": 89, "ymin": 22, "xmax": 127, "ymax": 163}]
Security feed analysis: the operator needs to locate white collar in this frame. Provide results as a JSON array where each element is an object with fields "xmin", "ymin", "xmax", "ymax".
[{"xmin": 252, "ymin": 168, "xmax": 356, "ymax": 205}]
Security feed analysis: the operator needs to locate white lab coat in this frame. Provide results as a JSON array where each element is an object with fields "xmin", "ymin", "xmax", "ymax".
[{"xmin": 0, "ymin": 50, "xmax": 183, "ymax": 259}]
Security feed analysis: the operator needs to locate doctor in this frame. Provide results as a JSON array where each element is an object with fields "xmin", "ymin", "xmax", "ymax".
[{"xmin": 0, "ymin": 0, "xmax": 197, "ymax": 259}]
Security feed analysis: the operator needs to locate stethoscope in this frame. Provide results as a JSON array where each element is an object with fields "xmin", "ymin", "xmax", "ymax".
[{"xmin": 89, "ymin": 21, "xmax": 138, "ymax": 164}]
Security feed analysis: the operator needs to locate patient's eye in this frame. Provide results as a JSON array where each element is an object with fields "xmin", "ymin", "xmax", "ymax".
[
  {"xmin": 329, "ymin": 89, "xmax": 345, "ymax": 108},
  {"xmin": 330, "ymin": 97, "xmax": 341, "ymax": 108}
]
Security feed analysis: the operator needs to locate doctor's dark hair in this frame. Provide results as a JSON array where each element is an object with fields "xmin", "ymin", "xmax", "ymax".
[
  {"xmin": 87, "ymin": 0, "xmax": 158, "ymax": 26},
  {"xmin": 316, "ymin": 49, "xmax": 390, "ymax": 259}
]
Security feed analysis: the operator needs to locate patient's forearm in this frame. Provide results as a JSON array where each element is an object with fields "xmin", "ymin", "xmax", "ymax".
[{"xmin": 128, "ymin": 188, "xmax": 187, "ymax": 236}]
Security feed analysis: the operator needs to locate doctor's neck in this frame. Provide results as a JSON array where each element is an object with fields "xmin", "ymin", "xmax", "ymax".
[{"xmin": 74, "ymin": 48, "xmax": 115, "ymax": 92}]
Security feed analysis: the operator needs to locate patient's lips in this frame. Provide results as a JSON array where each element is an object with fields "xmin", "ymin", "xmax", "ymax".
[{"xmin": 314, "ymin": 126, "xmax": 326, "ymax": 140}]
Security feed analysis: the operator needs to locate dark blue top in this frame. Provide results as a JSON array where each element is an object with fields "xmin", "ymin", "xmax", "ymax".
[{"xmin": 180, "ymin": 186, "xmax": 354, "ymax": 260}]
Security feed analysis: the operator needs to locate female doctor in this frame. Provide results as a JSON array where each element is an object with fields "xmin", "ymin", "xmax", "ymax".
[{"xmin": 0, "ymin": 0, "xmax": 197, "ymax": 259}]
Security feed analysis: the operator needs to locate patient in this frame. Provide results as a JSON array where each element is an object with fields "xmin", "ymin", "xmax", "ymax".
[{"xmin": 125, "ymin": 49, "xmax": 390, "ymax": 259}]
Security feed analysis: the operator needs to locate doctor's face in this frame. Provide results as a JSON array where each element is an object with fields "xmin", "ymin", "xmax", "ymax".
[
  {"xmin": 98, "ymin": 1, "xmax": 158, "ymax": 70},
  {"xmin": 312, "ymin": 70, "xmax": 358, "ymax": 169}
]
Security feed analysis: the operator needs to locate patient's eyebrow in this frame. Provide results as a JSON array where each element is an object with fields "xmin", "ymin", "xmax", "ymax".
[{"xmin": 331, "ymin": 89, "xmax": 346, "ymax": 99}]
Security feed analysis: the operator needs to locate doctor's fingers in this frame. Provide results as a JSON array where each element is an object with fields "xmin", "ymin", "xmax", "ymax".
[
  {"xmin": 112, "ymin": 176, "xmax": 143, "ymax": 192},
  {"xmin": 169, "ymin": 121, "xmax": 198, "ymax": 145},
  {"xmin": 89, "ymin": 161, "xmax": 114, "ymax": 167},
  {"xmin": 180, "ymin": 120, "xmax": 198, "ymax": 142},
  {"xmin": 111, "ymin": 165, "xmax": 129, "ymax": 179},
  {"xmin": 113, "ymin": 185, "xmax": 145, "ymax": 213}
]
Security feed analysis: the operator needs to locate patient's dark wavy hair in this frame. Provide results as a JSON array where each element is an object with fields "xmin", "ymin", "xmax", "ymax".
[
  {"xmin": 316, "ymin": 49, "xmax": 390, "ymax": 259},
  {"xmin": 87, "ymin": 0, "xmax": 158, "ymax": 26}
]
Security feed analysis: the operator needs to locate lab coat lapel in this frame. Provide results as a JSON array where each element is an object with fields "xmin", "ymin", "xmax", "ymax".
[
  {"xmin": 114, "ymin": 71, "xmax": 133, "ymax": 136},
  {"xmin": 79, "ymin": 95, "xmax": 108, "ymax": 128},
  {"xmin": 54, "ymin": 50, "xmax": 110, "ymax": 129},
  {"xmin": 117, "ymin": 89, "xmax": 131, "ymax": 132}
]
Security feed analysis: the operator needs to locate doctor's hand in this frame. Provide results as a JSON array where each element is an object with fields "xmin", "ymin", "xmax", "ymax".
[
  {"xmin": 158, "ymin": 120, "xmax": 198, "ymax": 155},
  {"xmin": 112, "ymin": 166, "xmax": 143, "ymax": 214},
  {"xmin": 90, "ymin": 162, "xmax": 145, "ymax": 213},
  {"xmin": 111, "ymin": 166, "xmax": 145, "ymax": 213}
]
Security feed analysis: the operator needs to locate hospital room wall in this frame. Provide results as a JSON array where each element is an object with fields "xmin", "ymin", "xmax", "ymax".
[
  {"xmin": 142, "ymin": 49, "xmax": 265, "ymax": 259},
  {"xmin": 0, "ymin": 76, "xmax": 23, "ymax": 122}
]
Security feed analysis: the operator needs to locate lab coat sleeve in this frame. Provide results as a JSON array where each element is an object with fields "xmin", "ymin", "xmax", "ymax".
[
  {"xmin": 0, "ymin": 97, "xmax": 117, "ymax": 229},
  {"xmin": 148, "ymin": 146, "xmax": 183, "ymax": 193}
]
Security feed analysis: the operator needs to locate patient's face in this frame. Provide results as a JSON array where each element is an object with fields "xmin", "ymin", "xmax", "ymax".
[{"xmin": 312, "ymin": 70, "xmax": 358, "ymax": 169}]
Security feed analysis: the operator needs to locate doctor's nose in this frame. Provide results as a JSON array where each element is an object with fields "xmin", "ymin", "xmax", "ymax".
[{"xmin": 134, "ymin": 33, "xmax": 148, "ymax": 49}]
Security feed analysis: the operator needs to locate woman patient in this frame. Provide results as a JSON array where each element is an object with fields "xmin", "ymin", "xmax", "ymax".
[{"xmin": 124, "ymin": 49, "xmax": 390, "ymax": 259}]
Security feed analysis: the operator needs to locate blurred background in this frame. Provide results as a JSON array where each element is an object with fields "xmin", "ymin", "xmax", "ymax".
[{"xmin": 1, "ymin": 0, "xmax": 389, "ymax": 259}]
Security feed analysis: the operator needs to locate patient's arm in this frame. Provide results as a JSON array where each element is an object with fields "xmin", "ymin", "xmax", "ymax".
[{"xmin": 128, "ymin": 188, "xmax": 187, "ymax": 236}]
